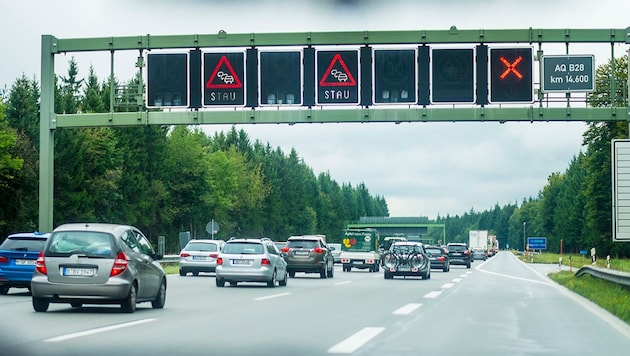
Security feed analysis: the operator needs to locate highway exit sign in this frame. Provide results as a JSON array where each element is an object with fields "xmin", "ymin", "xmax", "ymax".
[{"xmin": 541, "ymin": 55, "xmax": 595, "ymax": 93}]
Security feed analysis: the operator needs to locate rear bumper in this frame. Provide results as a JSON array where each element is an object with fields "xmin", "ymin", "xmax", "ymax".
[{"xmin": 31, "ymin": 274, "xmax": 131, "ymax": 301}]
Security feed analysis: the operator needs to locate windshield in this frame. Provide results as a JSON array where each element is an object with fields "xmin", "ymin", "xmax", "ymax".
[{"xmin": 391, "ymin": 244, "xmax": 423, "ymax": 254}]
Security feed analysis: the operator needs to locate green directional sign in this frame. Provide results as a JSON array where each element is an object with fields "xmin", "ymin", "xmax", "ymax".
[{"xmin": 541, "ymin": 55, "xmax": 595, "ymax": 93}]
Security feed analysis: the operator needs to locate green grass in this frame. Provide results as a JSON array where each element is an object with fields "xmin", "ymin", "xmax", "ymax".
[{"xmin": 162, "ymin": 263, "xmax": 179, "ymax": 275}]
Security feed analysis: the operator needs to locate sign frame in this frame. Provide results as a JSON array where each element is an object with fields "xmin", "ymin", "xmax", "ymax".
[
  {"xmin": 488, "ymin": 46, "xmax": 534, "ymax": 104},
  {"xmin": 258, "ymin": 49, "xmax": 303, "ymax": 107},
  {"xmin": 202, "ymin": 50, "xmax": 246, "ymax": 107},
  {"xmin": 527, "ymin": 237, "xmax": 547, "ymax": 250},
  {"xmin": 541, "ymin": 54, "xmax": 595, "ymax": 93},
  {"xmin": 146, "ymin": 52, "xmax": 190, "ymax": 108},
  {"xmin": 430, "ymin": 46, "xmax": 476, "ymax": 104},
  {"xmin": 316, "ymin": 48, "xmax": 360, "ymax": 105},
  {"xmin": 372, "ymin": 47, "xmax": 417, "ymax": 105}
]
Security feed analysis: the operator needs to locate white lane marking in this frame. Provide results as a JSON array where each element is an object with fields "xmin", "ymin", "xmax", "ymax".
[
  {"xmin": 441, "ymin": 283, "xmax": 454, "ymax": 289},
  {"xmin": 45, "ymin": 318, "xmax": 156, "ymax": 342},
  {"xmin": 254, "ymin": 292, "xmax": 291, "ymax": 301},
  {"xmin": 328, "ymin": 327, "xmax": 385, "ymax": 354},
  {"xmin": 393, "ymin": 303, "xmax": 423, "ymax": 315},
  {"xmin": 335, "ymin": 281, "xmax": 352, "ymax": 286},
  {"xmin": 452, "ymin": 278, "xmax": 462, "ymax": 282},
  {"xmin": 459, "ymin": 274, "xmax": 468, "ymax": 278},
  {"xmin": 423, "ymin": 290, "xmax": 442, "ymax": 299},
  {"xmin": 373, "ymin": 274, "xmax": 382, "ymax": 278},
  {"xmin": 466, "ymin": 271, "xmax": 473, "ymax": 274}
]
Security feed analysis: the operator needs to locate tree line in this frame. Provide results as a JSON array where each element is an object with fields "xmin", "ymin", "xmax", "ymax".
[{"xmin": 1, "ymin": 56, "xmax": 629, "ymax": 257}]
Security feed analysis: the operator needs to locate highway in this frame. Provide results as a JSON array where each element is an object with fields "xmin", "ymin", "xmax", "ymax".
[{"xmin": 1, "ymin": 252, "xmax": 630, "ymax": 355}]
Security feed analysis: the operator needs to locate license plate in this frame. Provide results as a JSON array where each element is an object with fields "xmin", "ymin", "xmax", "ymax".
[
  {"xmin": 15, "ymin": 259, "xmax": 36, "ymax": 265},
  {"xmin": 294, "ymin": 251, "xmax": 309, "ymax": 256},
  {"xmin": 232, "ymin": 259, "xmax": 252, "ymax": 265},
  {"xmin": 398, "ymin": 267, "xmax": 411, "ymax": 271},
  {"xmin": 63, "ymin": 267, "xmax": 95, "ymax": 276},
  {"xmin": 192, "ymin": 256, "xmax": 208, "ymax": 260}
]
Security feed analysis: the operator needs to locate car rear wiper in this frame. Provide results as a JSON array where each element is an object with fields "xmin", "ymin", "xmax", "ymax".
[{"xmin": 12, "ymin": 247, "xmax": 29, "ymax": 251}]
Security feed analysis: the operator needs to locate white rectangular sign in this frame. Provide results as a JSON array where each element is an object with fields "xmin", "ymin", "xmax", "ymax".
[{"xmin": 612, "ymin": 139, "xmax": 630, "ymax": 241}]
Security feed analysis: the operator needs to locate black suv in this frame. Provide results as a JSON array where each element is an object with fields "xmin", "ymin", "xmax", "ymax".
[
  {"xmin": 283, "ymin": 235, "xmax": 334, "ymax": 279},
  {"xmin": 446, "ymin": 242, "xmax": 472, "ymax": 268}
]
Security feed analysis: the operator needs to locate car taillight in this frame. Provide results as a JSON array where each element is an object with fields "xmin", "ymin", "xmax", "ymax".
[
  {"xmin": 261, "ymin": 258, "xmax": 271, "ymax": 266},
  {"xmin": 217, "ymin": 257, "xmax": 223, "ymax": 265},
  {"xmin": 110, "ymin": 251, "xmax": 129, "ymax": 277},
  {"xmin": 438, "ymin": 256, "xmax": 445, "ymax": 261},
  {"xmin": 464, "ymin": 250, "xmax": 470, "ymax": 255},
  {"xmin": 35, "ymin": 251, "xmax": 46, "ymax": 275},
  {"xmin": 281, "ymin": 247, "xmax": 290, "ymax": 253},
  {"xmin": 180, "ymin": 252, "xmax": 190, "ymax": 258},
  {"xmin": 313, "ymin": 247, "xmax": 324, "ymax": 254},
  {"xmin": 209, "ymin": 253, "xmax": 219, "ymax": 258},
  {"xmin": 0, "ymin": 256, "xmax": 8, "ymax": 264}
]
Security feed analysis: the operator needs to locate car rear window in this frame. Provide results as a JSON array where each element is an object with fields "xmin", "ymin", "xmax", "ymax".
[
  {"xmin": 46, "ymin": 231, "xmax": 115, "ymax": 257},
  {"xmin": 287, "ymin": 240, "xmax": 319, "ymax": 249},
  {"xmin": 425, "ymin": 248, "xmax": 442, "ymax": 254},
  {"xmin": 448, "ymin": 244, "xmax": 467, "ymax": 252},
  {"xmin": 223, "ymin": 242, "xmax": 263, "ymax": 254},
  {"xmin": 391, "ymin": 244, "xmax": 422, "ymax": 254},
  {"xmin": 0, "ymin": 237, "xmax": 47, "ymax": 252},
  {"xmin": 186, "ymin": 242, "xmax": 218, "ymax": 252}
]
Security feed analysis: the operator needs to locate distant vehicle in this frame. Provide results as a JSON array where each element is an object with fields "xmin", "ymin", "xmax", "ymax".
[
  {"xmin": 179, "ymin": 239, "xmax": 225, "ymax": 276},
  {"xmin": 446, "ymin": 242, "xmax": 472, "ymax": 268},
  {"xmin": 381, "ymin": 236, "xmax": 407, "ymax": 251},
  {"xmin": 274, "ymin": 241, "xmax": 287, "ymax": 252},
  {"xmin": 472, "ymin": 247, "xmax": 487, "ymax": 261},
  {"xmin": 282, "ymin": 235, "xmax": 334, "ymax": 278},
  {"xmin": 31, "ymin": 223, "xmax": 166, "ymax": 313},
  {"xmin": 382, "ymin": 241, "xmax": 431, "ymax": 280},
  {"xmin": 329, "ymin": 243, "xmax": 342, "ymax": 264},
  {"xmin": 0, "ymin": 232, "xmax": 51, "ymax": 295},
  {"xmin": 425, "ymin": 245, "xmax": 450, "ymax": 272},
  {"xmin": 215, "ymin": 237, "xmax": 287, "ymax": 287},
  {"xmin": 340, "ymin": 229, "xmax": 380, "ymax": 272}
]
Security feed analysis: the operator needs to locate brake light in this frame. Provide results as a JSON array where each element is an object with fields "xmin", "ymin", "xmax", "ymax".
[
  {"xmin": 180, "ymin": 252, "xmax": 190, "ymax": 258},
  {"xmin": 438, "ymin": 256, "xmax": 446, "ymax": 261},
  {"xmin": 110, "ymin": 251, "xmax": 129, "ymax": 277},
  {"xmin": 217, "ymin": 257, "xmax": 223, "ymax": 265},
  {"xmin": 209, "ymin": 253, "xmax": 219, "ymax": 258},
  {"xmin": 281, "ymin": 247, "xmax": 290, "ymax": 253},
  {"xmin": 313, "ymin": 247, "xmax": 325, "ymax": 254},
  {"xmin": 261, "ymin": 258, "xmax": 271, "ymax": 266},
  {"xmin": 35, "ymin": 251, "xmax": 46, "ymax": 275},
  {"xmin": 0, "ymin": 256, "xmax": 8, "ymax": 264},
  {"xmin": 464, "ymin": 250, "xmax": 471, "ymax": 255},
  {"xmin": 341, "ymin": 258, "xmax": 349, "ymax": 263}
]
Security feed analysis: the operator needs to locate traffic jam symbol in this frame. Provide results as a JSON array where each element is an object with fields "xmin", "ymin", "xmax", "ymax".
[
  {"xmin": 206, "ymin": 55, "xmax": 243, "ymax": 89},
  {"xmin": 317, "ymin": 51, "xmax": 359, "ymax": 104},
  {"xmin": 319, "ymin": 53, "xmax": 357, "ymax": 87}
]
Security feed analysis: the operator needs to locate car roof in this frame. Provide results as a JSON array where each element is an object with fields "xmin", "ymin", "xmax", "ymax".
[
  {"xmin": 287, "ymin": 235, "xmax": 325, "ymax": 241},
  {"xmin": 187, "ymin": 239, "xmax": 223, "ymax": 244},
  {"xmin": 392, "ymin": 241, "xmax": 423, "ymax": 246},
  {"xmin": 8, "ymin": 231, "xmax": 51, "ymax": 238},
  {"xmin": 52, "ymin": 223, "xmax": 137, "ymax": 236}
]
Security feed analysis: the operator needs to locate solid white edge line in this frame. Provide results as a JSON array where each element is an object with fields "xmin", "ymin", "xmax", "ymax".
[
  {"xmin": 254, "ymin": 292, "xmax": 291, "ymax": 301},
  {"xmin": 393, "ymin": 303, "xmax": 423, "ymax": 315},
  {"xmin": 328, "ymin": 327, "xmax": 385, "ymax": 354},
  {"xmin": 45, "ymin": 318, "xmax": 156, "ymax": 342}
]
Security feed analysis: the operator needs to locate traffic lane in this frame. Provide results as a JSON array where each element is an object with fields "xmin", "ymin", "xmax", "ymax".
[{"xmin": 356, "ymin": 251, "xmax": 630, "ymax": 355}]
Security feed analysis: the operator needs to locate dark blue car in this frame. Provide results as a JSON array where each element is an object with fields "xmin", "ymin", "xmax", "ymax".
[{"xmin": 0, "ymin": 232, "xmax": 50, "ymax": 294}]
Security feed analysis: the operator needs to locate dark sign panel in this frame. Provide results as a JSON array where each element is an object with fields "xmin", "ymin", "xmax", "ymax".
[
  {"xmin": 374, "ymin": 49, "xmax": 416, "ymax": 104},
  {"xmin": 147, "ymin": 53, "xmax": 188, "ymax": 107},
  {"xmin": 203, "ymin": 52, "xmax": 245, "ymax": 106},
  {"xmin": 260, "ymin": 51, "xmax": 302, "ymax": 105},
  {"xmin": 316, "ymin": 50, "xmax": 359, "ymax": 105},
  {"xmin": 541, "ymin": 55, "xmax": 595, "ymax": 93},
  {"xmin": 431, "ymin": 48, "xmax": 474, "ymax": 103},
  {"xmin": 490, "ymin": 47, "xmax": 533, "ymax": 103}
]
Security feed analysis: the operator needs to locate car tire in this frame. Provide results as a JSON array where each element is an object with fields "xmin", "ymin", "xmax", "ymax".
[
  {"xmin": 32, "ymin": 297, "xmax": 49, "ymax": 312},
  {"xmin": 151, "ymin": 278, "xmax": 166, "ymax": 309},
  {"xmin": 466, "ymin": 262, "xmax": 471, "ymax": 269},
  {"xmin": 327, "ymin": 262, "xmax": 334, "ymax": 278},
  {"xmin": 0, "ymin": 286, "xmax": 9, "ymax": 295},
  {"xmin": 229, "ymin": 281, "xmax": 238, "ymax": 286},
  {"xmin": 121, "ymin": 283, "xmax": 137, "ymax": 313},
  {"xmin": 320, "ymin": 266, "xmax": 327, "ymax": 279},
  {"xmin": 192, "ymin": 272, "xmax": 199, "ymax": 276},
  {"xmin": 179, "ymin": 269, "xmax": 186, "ymax": 277},
  {"xmin": 374, "ymin": 263, "xmax": 380, "ymax": 272},
  {"xmin": 279, "ymin": 270, "xmax": 288, "ymax": 286},
  {"xmin": 70, "ymin": 302, "xmax": 82, "ymax": 308},
  {"xmin": 216, "ymin": 277, "xmax": 225, "ymax": 287},
  {"xmin": 267, "ymin": 270, "xmax": 277, "ymax": 288},
  {"xmin": 288, "ymin": 271, "xmax": 295, "ymax": 278},
  {"xmin": 384, "ymin": 272, "xmax": 393, "ymax": 280},
  {"xmin": 443, "ymin": 265, "xmax": 449, "ymax": 272}
]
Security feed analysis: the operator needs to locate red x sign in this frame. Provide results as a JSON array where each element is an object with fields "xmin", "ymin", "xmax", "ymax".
[{"xmin": 499, "ymin": 56, "xmax": 523, "ymax": 79}]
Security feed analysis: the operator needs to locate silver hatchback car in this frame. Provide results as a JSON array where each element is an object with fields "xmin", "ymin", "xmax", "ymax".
[
  {"xmin": 31, "ymin": 223, "xmax": 166, "ymax": 313},
  {"xmin": 215, "ymin": 237, "xmax": 287, "ymax": 288}
]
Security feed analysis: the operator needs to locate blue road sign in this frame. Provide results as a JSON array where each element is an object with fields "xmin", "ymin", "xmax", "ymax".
[{"xmin": 527, "ymin": 237, "xmax": 547, "ymax": 250}]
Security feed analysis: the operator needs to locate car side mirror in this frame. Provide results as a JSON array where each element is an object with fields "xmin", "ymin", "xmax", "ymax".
[{"xmin": 153, "ymin": 252, "xmax": 163, "ymax": 260}]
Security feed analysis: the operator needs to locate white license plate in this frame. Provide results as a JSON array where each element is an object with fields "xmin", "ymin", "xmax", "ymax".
[
  {"xmin": 192, "ymin": 256, "xmax": 208, "ymax": 260},
  {"xmin": 15, "ymin": 259, "xmax": 36, "ymax": 265},
  {"xmin": 63, "ymin": 267, "xmax": 95, "ymax": 276},
  {"xmin": 294, "ymin": 251, "xmax": 309, "ymax": 256},
  {"xmin": 232, "ymin": 259, "xmax": 252, "ymax": 265},
  {"xmin": 398, "ymin": 267, "xmax": 411, "ymax": 271}
]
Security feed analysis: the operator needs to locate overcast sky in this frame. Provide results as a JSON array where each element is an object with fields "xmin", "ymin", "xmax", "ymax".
[{"xmin": 1, "ymin": 0, "xmax": 628, "ymax": 219}]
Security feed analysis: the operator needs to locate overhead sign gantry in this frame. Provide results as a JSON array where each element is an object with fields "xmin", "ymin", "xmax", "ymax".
[{"xmin": 38, "ymin": 27, "xmax": 630, "ymax": 232}]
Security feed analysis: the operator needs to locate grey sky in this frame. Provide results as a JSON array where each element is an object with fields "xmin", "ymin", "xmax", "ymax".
[{"xmin": 1, "ymin": 0, "xmax": 628, "ymax": 218}]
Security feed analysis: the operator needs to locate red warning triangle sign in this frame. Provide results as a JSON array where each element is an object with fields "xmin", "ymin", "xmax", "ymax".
[
  {"xmin": 206, "ymin": 55, "xmax": 243, "ymax": 89},
  {"xmin": 319, "ymin": 53, "xmax": 357, "ymax": 87}
]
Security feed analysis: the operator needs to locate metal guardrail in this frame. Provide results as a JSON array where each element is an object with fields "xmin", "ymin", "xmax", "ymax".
[
  {"xmin": 159, "ymin": 255, "xmax": 179, "ymax": 264},
  {"xmin": 575, "ymin": 265, "xmax": 630, "ymax": 287}
]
